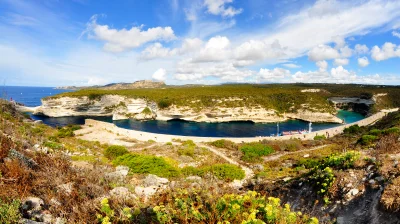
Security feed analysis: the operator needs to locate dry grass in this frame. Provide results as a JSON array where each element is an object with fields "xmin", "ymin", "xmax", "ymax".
[{"xmin": 381, "ymin": 176, "xmax": 400, "ymax": 212}]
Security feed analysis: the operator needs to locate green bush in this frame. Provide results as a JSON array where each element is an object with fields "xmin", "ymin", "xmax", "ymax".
[
  {"xmin": 181, "ymin": 164, "xmax": 245, "ymax": 181},
  {"xmin": 104, "ymin": 145, "xmax": 129, "ymax": 160},
  {"xmin": 177, "ymin": 140, "xmax": 196, "ymax": 157},
  {"xmin": 43, "ymin": 141, "xmax": 63, "ymax": 150},
  {"xmin": 210, "ymin": 139, "xmax": 238, "ymax": 150},
  {"xmin": 113, "ymin": 154, "xmax": 180, "ymax": 178},
  {"xmin": 383, "ymin": 127, "xmax": 400, "ymax": 135},
  {"xmin": 240, "ymin": 143, "xmax": 274, "ymax": 162},
  {"xmin": 343, "ymin": 125, "xmax": 361, "ymax": 135},
  {"xmin": 368, "ymin": 129, "xmax": 382, "ymax": 136},
  {"xmin": 0, "ymin": 199, "xmax": 21, "ymax": 224},
  {"xmin": 141, "ymin": 107, "xmax": 152, "ymax": 115},
  {"xmin": 314, "ymin": 135, "xmax": 326, "ymax": 140},
  {"xmin": 309, "ymin": 167, "xmax": 335, "ymax": 196},
  {"xmin": 297, "ymin": 158, "xmax": 320, "ymax": 169},
  {"xmin": 359, "ymin": 135, "xmax": 378, "ymax": 145},
  {"xmin": 158, "ymin": 98, "xmax": 172, "ymax": 109}
]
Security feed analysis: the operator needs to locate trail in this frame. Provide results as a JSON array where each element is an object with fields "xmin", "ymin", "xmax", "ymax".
[
  {"xmin": 263, "ymin": 144, "xmax": 330, "ymax": 162},
  {"xmin": 198, "ymin": 143, "xmax": 254, "ymax": 182}
]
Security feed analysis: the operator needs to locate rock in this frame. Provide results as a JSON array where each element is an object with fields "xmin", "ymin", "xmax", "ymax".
[
  {"xmin": 143, "ymin": 174, "xmax": 169, "ymax": 187},
  {"xmin": 22, "ymin": 197, "xmax": 44, "ymax": 212},
  {"xmin": 375, "ymin": 176, "xmax": 384, "ymax": 182},
  {"xmin": 336, "ymin": 217, "xmax": 345, "ymax": 224},
  {"xmin": 346, "ymin": 183, "xmax": 353, "ymax": 188},
  {"xmin": 42, "ymin": 214, "xmax": 53, "ymax": 223},
  {"xmin": 230, "ymin": 180, "xmax": 244, "ymax": 190},
  {"xmin": 20, "ymin": 219, "xmax": 44, "ymax": 224},
  {"xmin": 109, "ymin": 187, "xmax": 137, "ymax": 200},
  {"xmin": 57, "ymin": 183, "xmax": 73, "ymax": 195},
  {"xmin": 34, "ymin": 120, "xmax": 43, "ymax": 125},
  {"xmin": 34, "ymin": 144, "xmax": 40, "ymax": 149},
  {"xmin": 367, "ymin": 165, "xmax": 374, "ymax": 171},
  {"xmin": 135, "ymin": 186, "xmax": 158, "ymax": 199},
  {"xmin": 55, "ymin": 217, "xmax": 67, "ymax": 224},
  {"xmin": 106, "ymin": 166, "xmax": 129, "ymax": 181},
  {"xmin": 283, "ymin": 177, "xmax": 292, "ymax": 182},
  {"xmin": 369, "ymin": 179, "xmax": 376, "ymax": 185},
  {"xmin": 394, "ymin": 160, "xmax": 398, "ymax": 167},
  {"xmin": 185, "ymin": 176, "xmax": 202, "ymax": 182},
  {"xmin": 251, "ymin": 164, "xmax": 264, "ymax": 171},
  {"xmin": 348, "ymin": 189, "xmax": 359, "ymax": 196},
  {"xmin": 303, "ymin": 154, "xmax": 310, "ymax": 158},
  {"xmin": 283, "ymin": 163, "xmax": 293, "ymax": 168},
  {"xmin": 50, "ymin": 198, "xmax": 61, "ymax": 207}
]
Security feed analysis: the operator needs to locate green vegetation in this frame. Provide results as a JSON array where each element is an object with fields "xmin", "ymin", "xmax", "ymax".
[
  {"xmin": 359, "ymin": 135, "xmax": 378, "ymax": 145},
  {"xmin": 141, "ymin": 107, "xmax": 152, "ymax": 115},
  {"xmin": 313, "ymin": 135, "xmax": 326, "ymax": 140},
  {"xmin": 240, "ymin": 143, "xmax": 274, "ymax": 162},
  {"xmin": 152, "ymin": 190, "xmax": 318, "ymax": 224},
  {"xmin": 56, "ymin": 125, "xmax": 81, "ymax": 138},
  {"xmin": 104, "ymin": 145, "xmax": 129, "ymax": 160},
  {"xmin": 177, "ymin": 140, "xmax": 196, "ymax": 157},
  {"xmin": 343, "ymin": 124, "xmax": 362, "ymax": 135},
  {"xmin": 309, "ymin": 167, "xmax": 335, "ymax": 197},
  {"xmin": 113, "ymin": 153, "xmax": 180, "ymax": 178},
  {"xmin": 0, "ymin": 199, "xmax": 21, "ymax": 224},
  {"xmin": 181, "ymin": 164, "xmax": 245, "ymax": 181},
  {"xmin": 210, "ymin": 139, "xmax": 238, "ymax": 151},
  {"xmin": 43, "ymin": 141, "xmax": 63, "ymax": 150}
]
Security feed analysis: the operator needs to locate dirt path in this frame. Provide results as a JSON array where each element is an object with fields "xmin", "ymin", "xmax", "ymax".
[
  {"xmin": 198, "ymin": 143, "xmax": 254, "ymax": 182},
  {"xmin": 263, "ymin": 144, "xmax": 330, "ymax": 162}
]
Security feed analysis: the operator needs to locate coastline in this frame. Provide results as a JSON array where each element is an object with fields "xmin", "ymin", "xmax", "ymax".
[{"xmin": 75, "ymin": 108, "xmax": 398, "ymax": 143}]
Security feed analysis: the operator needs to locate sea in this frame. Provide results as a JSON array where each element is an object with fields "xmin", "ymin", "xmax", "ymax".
[{"xmin": 1, "ymin": 86, "xmax": 365, "ymax": 137}]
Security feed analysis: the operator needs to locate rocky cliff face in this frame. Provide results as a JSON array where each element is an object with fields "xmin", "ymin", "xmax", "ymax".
[
  {"xmin": 329, "ymin": 97, "xmax": 375, "ymax": 116},
  {"xmin": 33, "ymin": 95, "xmax": 342, "ymax": 123}
]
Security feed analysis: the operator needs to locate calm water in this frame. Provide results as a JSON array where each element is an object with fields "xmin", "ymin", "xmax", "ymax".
[
  {"xmin": 0, "ymin": 86, "xmax": 72, "ymax": 107},
  {"xmin": 5, "ymin": 86, "xmax": 365, "ymax": 137}
]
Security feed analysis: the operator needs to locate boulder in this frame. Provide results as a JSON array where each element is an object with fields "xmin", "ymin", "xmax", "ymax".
[
  {"xmin": 185, "ymin": 176, "xmax": 202, "ymax": 182},
  {"xmin": 143, "ymin": 174, "xmax": 169, "ymax": 187},
  {"xmin": 109, "ymin": 187, "xmax": 137, "ymax": 200}
]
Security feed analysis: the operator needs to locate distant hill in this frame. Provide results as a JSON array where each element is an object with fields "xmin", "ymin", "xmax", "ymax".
[{"xmin": 55, "ymin": 80, "xmax": 166, "ymax": 90}]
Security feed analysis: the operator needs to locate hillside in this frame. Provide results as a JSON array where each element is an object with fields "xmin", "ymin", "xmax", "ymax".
[{"xmin": 2, "ymin": 98, "xmax": 400, "ymax": 223}]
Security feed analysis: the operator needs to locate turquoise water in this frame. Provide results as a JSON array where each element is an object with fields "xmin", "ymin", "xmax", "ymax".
[{"xmin": 5, "ymin": 86, "xmax": 365, "ymax": 137}]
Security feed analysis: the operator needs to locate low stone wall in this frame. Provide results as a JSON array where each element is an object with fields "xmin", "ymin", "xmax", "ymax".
[{"xmin": 84, "ymin": 108, "xmax": 398, "ymax": 143}]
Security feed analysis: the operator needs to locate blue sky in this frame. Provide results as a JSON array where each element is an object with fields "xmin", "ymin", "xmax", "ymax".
[{"xmin": 0, "ymin": 0, "xmax": 400, "ymax": 87}]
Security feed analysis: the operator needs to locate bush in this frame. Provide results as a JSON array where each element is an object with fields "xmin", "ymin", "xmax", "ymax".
[
  {"xmin": 209, "ymin": 164, "xmax": 245, "ymax": 181},
  {"xmin": 56, "ymin": 128, "xmax": 74, "ymax": 138},
  {"xmin": 368, "ymin": 129, "xmax": 382, "ymax": 136},
  {"xmin": 240, "ymin": 143, "xmax": 274, "ymax": 162},
  {"xmin": 158, "ymin": 98, "xmax": 172, "ymax": 109},
  {"xmin": 359, "ymin": 135, "xmax": 378, "ymax": 145},
  {"xmin": 314, "ymin": 135, "xmax": 326, "ymax": 140},
  {"xmin": 104, "ymin": 145, "xmax": 129, "ymax": 160},
  {"xmin": 297, "ymin": 158, "xmax": 320, "ymax": 169},
  {"xmin": 383, "ymin": 127, "xmax": 400, "ymax": 135},
  {"xmin": 309, "ymin": 167, "xmax": 335, "ymax": 196},
  {"xmin": 43, "ymin": 141, "xmax": 63, "ymax": 150},
  {"xmin": 113, "ymin": 154, "xmax": 180, "ymax": 178},
  {"xmin": 152, "ymin": 190, "xmax": 319, "ymax": 224},
  {"xmin": 0, "ymin": 199, "xmax": 21, "ymax": 224},
  {"xmin": 177, "ymin": 140, "xmax": 196, "ymax": 157},
  {"xmin": 343, "ymin": 125, "xmax": 361, "ymax": 135},
  {"xmin": 141, "ymin": 107, "xmax": 152, "ymax": 115},
  {"xmin": 210, "ymin": 139, "xmax": 238, "ymax": 150}
]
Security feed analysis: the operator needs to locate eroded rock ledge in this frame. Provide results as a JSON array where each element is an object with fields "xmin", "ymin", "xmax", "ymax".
[{"xmin": 29, "ymin": 95, "xmax": 343, "ymax": 123}]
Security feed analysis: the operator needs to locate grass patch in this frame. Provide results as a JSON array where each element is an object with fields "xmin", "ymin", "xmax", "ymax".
[
  {"xmin": 113, "ymin": 154, "xmax": 180, "ymax": 178},
  {"xmin": 240, "ymin": 143, "xmax": 274, "ymax": 162}
]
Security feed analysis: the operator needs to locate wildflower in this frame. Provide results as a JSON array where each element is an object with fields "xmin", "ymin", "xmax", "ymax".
[{"xmin": 232, "ymin": 203, "xmax": 241, "ymax": 211}]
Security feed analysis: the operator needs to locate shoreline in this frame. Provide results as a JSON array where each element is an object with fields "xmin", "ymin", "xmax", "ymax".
[{"xmin": 75, "ymin": 108, "xmax": 398, "ymax": 143}]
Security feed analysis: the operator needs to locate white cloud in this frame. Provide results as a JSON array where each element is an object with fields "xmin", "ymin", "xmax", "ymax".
[
  {"xmin": 308, "ymin": 45, "xmax": 340, "ymax": 61},
  {"xmin": 354, "ymin": 44, "xmax": 369, "ymax": 54},
  {"xmin": 371, "ymin": 42, "xmax": 400, "ymax": 61},
  {"xmin": 87, "ymin": 77, "xmax": 109, "ymax": 86},
  {"xmin": 334, "ymin": 58, "xmax": 349, "ymax": 66},
  {"xmin": 393, "ymin": 31, "xmax": 400, "ymax": 39},
  {"xmin": 330, "ymin": 66, "xmax": 356, "ymax": 81},
  {"xmin": 180, "ymin": 38, "xmax": 204, "ymax": 54},
  {"xmin": 5, "ymin": 13, "xmax": 39, "ymax": 26},
  {"xmin": 140, "ymin": 43, "xmax": 176, "ymax": 60},
  {"xmin": 282, "ymin": 63, "xmax": 301, "ymax": 69},
  {"xmin": 257, "ymin": 68, "xmax": 290, "ymax": 82},
  {"xmin": 193, "ymin": 36, "xmax": 231, "ymax": 62},
  {"xmin": 358, "ymin": 57, "xmax": 369, "ymax": 67},
  {"xmin": 332, "ymin": 36, "xmax": 345, "ymax": 49},
  {"xmin": 233, "ymin": 39, "xmax": 285, "ymax": 64},
  {"xmin": 339, "ymin": 45, "xmax": 353, "ymax": 58},
  {"xmin": 204, "ymin": 0, "xmax": 243, "ymax": 17},
  {"xmin": 86, "ymin": 15, "xmax": 176, "ymax": 52},
  {"xmin": 174, "ymin": 59, "xmax": 253, "ymax": 81},
  {"xmin": 152, "ymin": 68, "xmax": 167, "ymax": 81},
  {"xmin": 308, "ymin": 0, "xmax": 341, "ymax": 18},
  {"xmin": 316, "ymin": 60, "xmax": 328, "ymax": 72}
]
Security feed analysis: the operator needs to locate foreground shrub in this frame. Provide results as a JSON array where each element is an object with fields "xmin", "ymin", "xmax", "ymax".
[
  {"xmin": 104, "ymin": 145, "xmax": 129, "ymax": 160},
  {"xmin": 0, "ymin": 199, "xmax": 21, "ymax": 224},
  {"xmin": 343, "ymin": 124, "xmax": 361, "ymax": 135},
  {"xmin": 113, "ymin": 154, "xmax": 180, "ymax": 178},
  {"xmin": 240, "ymin": 143, "xmax": 274, "ymax": 162},
  {"xmin": 210, "ymin": 139, "xmax": 238, "ymax": 150},
  {"xmin": 359, "ymin": 135, "xmax": 378, "ymax": 145},
  {"xmin": 181, "ymin": 164, "xmax": 245, "ymax": 181},
  {"xmin": 380, "ymin": 176, "xmax": 400, "ymax": 212},
  {"xmin": 383, "ymin": 127, "xmax": 400, "ymax": 135},
  {"xmin": 314, "ymin": 135, "xmax": 326, "ymax": 141},
  {"xmin": 152, "ymin": 190, "xmax": 318, "ymax": 224}
]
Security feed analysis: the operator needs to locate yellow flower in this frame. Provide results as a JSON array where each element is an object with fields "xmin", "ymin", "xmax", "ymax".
[
  {"xmin": 101, "ymin": 198, "xmax": 109, "ymax": 205},
  {"xmin": 232, "ymin": 203, "xmax": 241, "ymax": 211}
]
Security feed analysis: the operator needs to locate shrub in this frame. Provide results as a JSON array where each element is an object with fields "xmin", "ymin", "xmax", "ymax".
[
  {"xmin": 314, "ymin": 135, "xmax": 326, "ymax": 140},
  {"xmin": 56, "ymin": 125, "xmax": 80, "ymax": 138},
  {"xmin": 359, "ymin": 135, "xmax": 378, "ymax": 145},
  {"xmin": 43, "ymin": 141, "xmax": 63, "ymax": 150},
  {"xmin": 141, "ymin": 107, "xmax": 152, "ymax": 115},
  {"xmin": 0, "ymin": 199, "xmax": 21, "ymax": 224},
  {"xmin": 383, "ymin": 127, "xmax": 400, "ymax": 135},
  {"xmin": 322, "ymin": 151, "xmax": 360, "ymax": 169},
  {"xmin": 240, "ymin": 143, "xmax": 274, "ymax": 162},
  {"xmin": 113, "ymin": 154, "xmax": 180, "ymax": 178},
  {"xmin": 178, "ymin": 140, "xmax": 196, "ymax": 157},
  {"xmin": 158, "ymin": 98, "xmax": 172, "ymax": 109},
  {"xmin": 309, "ymin": 167, "xmax": 335, "ymax": 196},
  {"xmin": 152, "ymin": 190, "xmax": 319, "ymax": 224},
  {"xmin": 210, "ymin": 139, "xmax": 238, "ymax": 150},
  {"xmin": 104, "ymin": 145, "xmax": 129, "ymax": 160},
  {"xmin": 343, "ymin": 125, "xmax": 361, "ymax": 135},
  {"xmin": 209, "ymin": 164, "xmax": 245, "ymax": 181},
  {"xmin": 297, "ymin": 158, "xmax": 320, "ymax": 169},
  {"xmin": 368, "ymin": 129, "xmax": 382, "ymax": 136}
]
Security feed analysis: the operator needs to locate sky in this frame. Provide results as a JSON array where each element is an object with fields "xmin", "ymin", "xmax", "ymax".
[{"xmin": 0, "ymin": 0, "xmax": 400, "ymax": 87}]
